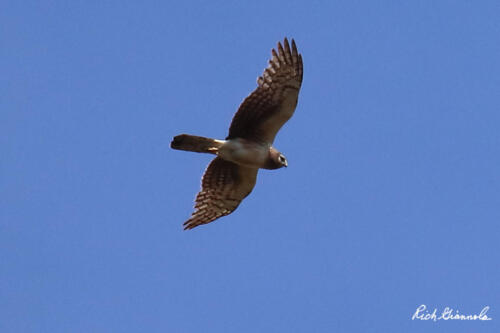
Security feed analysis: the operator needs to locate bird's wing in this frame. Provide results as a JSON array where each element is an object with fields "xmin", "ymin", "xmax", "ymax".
[
  {"xmin": 226, "ymin": 38, "xmax": 303, "ymax": 144},
  {"xmin": 183, "ymin": 157, "xmax": 258, "ymax": 230}
]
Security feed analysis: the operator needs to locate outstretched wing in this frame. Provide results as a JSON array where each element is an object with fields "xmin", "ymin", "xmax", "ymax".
[
  {"xmin": 227, "ymin": 38, "xmax": 303, "ymax": 144},
  {"xmin": 183, "ymin": 157, "xmax": 258, "ymax": 230}
]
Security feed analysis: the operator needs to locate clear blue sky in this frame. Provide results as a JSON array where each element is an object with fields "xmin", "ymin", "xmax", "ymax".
[{"xmin": 2, "ymin": 1, "xmax": 499, "ymax": 332}]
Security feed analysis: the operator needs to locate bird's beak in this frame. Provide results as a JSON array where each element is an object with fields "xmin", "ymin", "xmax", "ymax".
[{"xmin": 284, "ymin": 160, "xmax": 288, "ymax": 167}]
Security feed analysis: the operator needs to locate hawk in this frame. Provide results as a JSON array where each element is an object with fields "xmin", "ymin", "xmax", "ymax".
[{"xmin": 171, "ymin": 38, "xmax": 303, "ymax": 229}]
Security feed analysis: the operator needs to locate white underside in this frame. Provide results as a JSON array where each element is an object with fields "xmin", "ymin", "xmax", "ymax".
[{"xmin": 217, "ymin": 138, "xmax": 269, "ymax": 168}]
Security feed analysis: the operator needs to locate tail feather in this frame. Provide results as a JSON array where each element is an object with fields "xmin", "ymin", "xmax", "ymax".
[{"xmin": 171, "ymin": 134, "xmax": 224, "ymax": 154}]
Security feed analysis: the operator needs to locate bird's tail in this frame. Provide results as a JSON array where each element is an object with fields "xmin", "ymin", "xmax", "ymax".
[{"xmin": 170, "ymin": 134, "xmax": 224, "ymax": 154}]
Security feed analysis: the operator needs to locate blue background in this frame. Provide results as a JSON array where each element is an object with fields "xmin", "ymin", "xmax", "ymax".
[{"xmin": 2, "ymin": 1, "xmax": 499, "ymax": 332}]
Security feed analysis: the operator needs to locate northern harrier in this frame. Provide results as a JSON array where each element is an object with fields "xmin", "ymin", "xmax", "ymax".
[{"xmin": 171, "ymin": 38, "xmax": 303, "ymax": 229}]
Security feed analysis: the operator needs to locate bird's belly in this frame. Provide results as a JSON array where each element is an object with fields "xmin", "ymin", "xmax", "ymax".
[{"xmin": 218, "ymin": 139, "xmax": 269, "ymax": 168}]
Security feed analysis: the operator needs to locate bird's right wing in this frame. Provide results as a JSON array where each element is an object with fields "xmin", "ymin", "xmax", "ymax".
[{"xmin": 226, "ymin": 38, "xmax": 303, "ymax": 144}]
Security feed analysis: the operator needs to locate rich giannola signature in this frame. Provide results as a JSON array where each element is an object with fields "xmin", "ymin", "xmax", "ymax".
[{"xmin": 412, "ymin": 304, "xmax": 492, "ymax": 321}]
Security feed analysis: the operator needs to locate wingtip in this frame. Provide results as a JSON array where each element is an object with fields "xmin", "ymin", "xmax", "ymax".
[
  {"xmin": 183, "ymin": 215, "xmax": 204, "ymax": 230},
  {"xmin": 183, "ymin": 220, "xmax": 195, "ymax": 230},
  {"xmin": 279, "ymin": 38, "xmax": 290, "ymax": 55},
  {"xmin": 283, "ymin": 37, "xmax": 300, "ymax": 57},
  {"xmin": 282, "ymin": 37, "xmax": 295, "ymax": 47}
]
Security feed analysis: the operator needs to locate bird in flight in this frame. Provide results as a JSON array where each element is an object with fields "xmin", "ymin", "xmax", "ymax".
[{"xmin": 171, "ymin": 38, "xmax": 303, "ymax": 230}]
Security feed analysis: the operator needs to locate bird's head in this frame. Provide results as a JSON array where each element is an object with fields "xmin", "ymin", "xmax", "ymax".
[{"xmin": 264, "ymin": 148, "xmax": 288, "ymax": 170}]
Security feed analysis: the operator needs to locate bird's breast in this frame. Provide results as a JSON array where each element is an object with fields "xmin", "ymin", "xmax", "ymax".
[{"xmin": 217, "ymin": 139, "xmax": 270, "ymax": 168}]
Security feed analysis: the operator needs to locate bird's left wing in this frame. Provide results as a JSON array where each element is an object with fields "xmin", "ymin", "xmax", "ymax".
[
  {"xmin": 227, "ymin": 38, "xmax": 303, "ymax": 144},
  {"xmin": 183, "ymin": 157, "xmax": 258, "ymax": 230}
]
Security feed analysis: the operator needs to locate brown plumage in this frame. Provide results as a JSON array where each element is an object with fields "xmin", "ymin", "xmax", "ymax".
[
  {"xmin": 172, "ymin": 38, "xmax": 303, "ymax": 229},
  {"xmin": 227, "ymin": 38, "xmax": 303, "ymax": 143},
  {"xmin": 183, "ymin": 158, "xmax": 257, "ymax": 230},
  {"xmin": 171, "ymin": 134, "xmax": 222, "ymax": 154}
]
